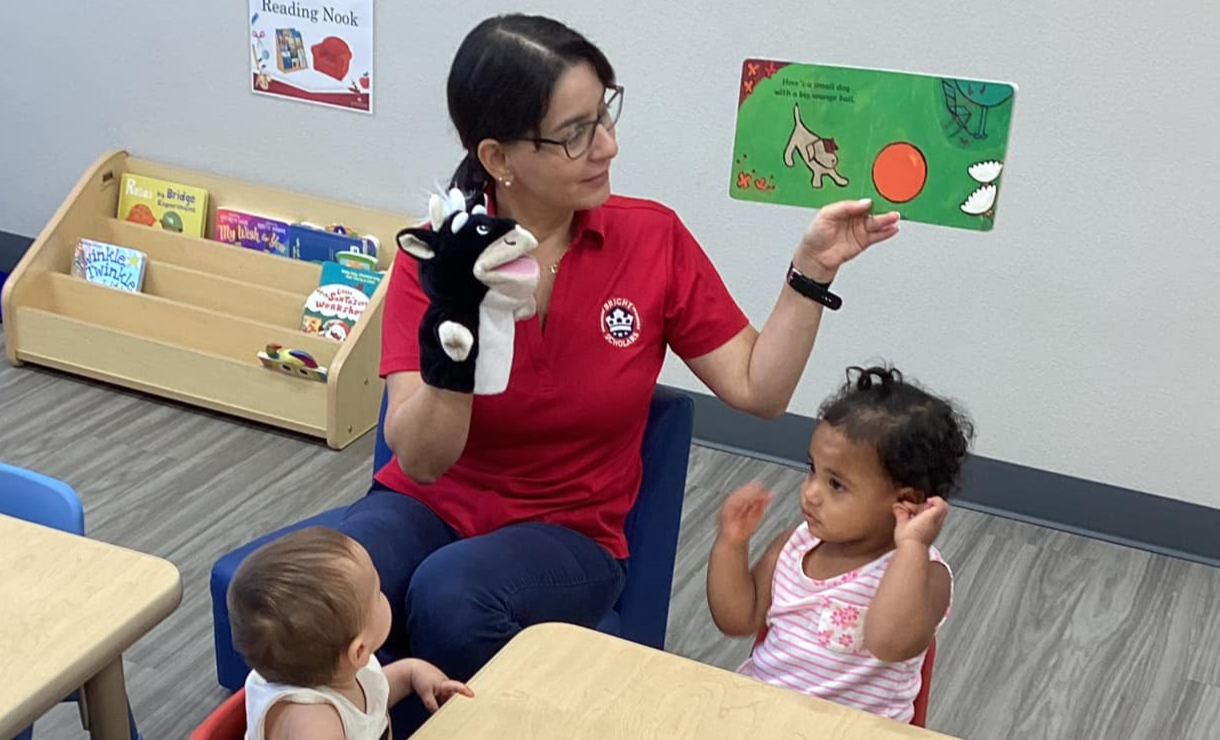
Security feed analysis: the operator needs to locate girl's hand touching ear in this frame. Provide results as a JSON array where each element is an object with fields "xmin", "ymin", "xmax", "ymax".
[{"xmin": 893, "ymin": 496, "xmax": 949, "ymax": 547}]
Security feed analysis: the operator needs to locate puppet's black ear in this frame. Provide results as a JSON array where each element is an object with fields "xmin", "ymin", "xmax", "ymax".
[{"xmin": 397, "ymin": 228, "xmax": 436, "ymax": 261}]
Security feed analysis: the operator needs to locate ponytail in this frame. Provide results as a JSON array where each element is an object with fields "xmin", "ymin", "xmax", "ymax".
[{"xmin": 449, "ymin": 151, "xmax": 490, "ymax": 197}]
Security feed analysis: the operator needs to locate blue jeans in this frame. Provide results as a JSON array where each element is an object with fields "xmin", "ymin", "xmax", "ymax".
[{"xmin": 337, "ymin": 485, "xmax": 627, "ymax": 737}]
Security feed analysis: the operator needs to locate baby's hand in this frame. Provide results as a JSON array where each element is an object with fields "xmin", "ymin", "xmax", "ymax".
[
  {"xmin": 893, "ymin": 496, "xmax": 949, "ymax": 548},
  {"xmin": 409, "ymin": 659, "xmax": 474, "ymax": 713},
  {"xmin": 717, "ymin": 482, "xmax": 774, "ymax": 546}
]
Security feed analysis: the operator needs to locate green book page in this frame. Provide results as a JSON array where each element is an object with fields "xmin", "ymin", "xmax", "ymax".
[{"xmin": 730, "ymin": 59, "xmax": 1016, "ymax": 231}]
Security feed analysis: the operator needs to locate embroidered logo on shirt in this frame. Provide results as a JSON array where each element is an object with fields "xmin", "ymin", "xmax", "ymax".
[{"xmin": 600, "ymin": 297, "xmax": 641, "ymax": 347}]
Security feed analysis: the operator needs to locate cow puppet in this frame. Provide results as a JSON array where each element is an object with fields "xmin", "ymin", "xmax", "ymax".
[{"xmin": 396, "ymin": 188, "xmax": 540, "ymax": 395}]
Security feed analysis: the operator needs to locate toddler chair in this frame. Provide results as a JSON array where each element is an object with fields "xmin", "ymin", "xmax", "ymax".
[{"xmin": 187, "ymin": 689, "xmax": 246, "ymax": 740}]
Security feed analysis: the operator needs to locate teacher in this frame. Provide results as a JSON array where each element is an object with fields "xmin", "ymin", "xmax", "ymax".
[{"xmin": 338, "ymin": 11, "xmax": 899, "ymax": 732}]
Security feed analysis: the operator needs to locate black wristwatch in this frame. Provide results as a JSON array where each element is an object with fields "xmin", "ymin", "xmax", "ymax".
[{"xmin": 786, "ymin": 262, "xmax": 842, "ymax": 310}]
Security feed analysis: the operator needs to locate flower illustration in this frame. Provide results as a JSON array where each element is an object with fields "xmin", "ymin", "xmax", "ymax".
[{"xmin": 831, "ymin": 606, "xmax": 860, "ymax": 629}]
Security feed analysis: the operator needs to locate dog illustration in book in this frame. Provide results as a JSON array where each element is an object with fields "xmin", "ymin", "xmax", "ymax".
[{"xmin": 783, "ymin": 103, "xmax": 849, "ymax": 189}]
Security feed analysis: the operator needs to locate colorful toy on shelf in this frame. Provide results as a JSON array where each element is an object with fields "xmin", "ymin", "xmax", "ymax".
[{"xmin": 257, "ymin": 343, "xmax": 328, "ymax": 382}]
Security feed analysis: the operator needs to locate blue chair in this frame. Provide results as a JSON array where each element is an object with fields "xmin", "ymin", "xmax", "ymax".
[
  {"xmin": 211, "ymin": 385, "xmax": 694, "ymax": 690},
  {"xmin": 0, "ymin": 463, "xmax": 141, "ymax": 740}
]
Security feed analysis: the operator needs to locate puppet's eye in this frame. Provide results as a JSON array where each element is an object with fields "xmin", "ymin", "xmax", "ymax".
[{"xmin": 476, "ymin": 224, "xmax": 490, "ymax": 236}]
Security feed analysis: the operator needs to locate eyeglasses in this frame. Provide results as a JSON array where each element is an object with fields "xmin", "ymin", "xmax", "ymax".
[{"xmin": 527, "ymin": 85, "xmax": 624, "ymax": 160}]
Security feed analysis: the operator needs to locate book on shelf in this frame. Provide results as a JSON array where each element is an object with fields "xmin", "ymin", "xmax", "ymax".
[
  {"xmin": 71, "ymin": 238, "xmax": 147, "ymax": 293},
  {"xmin": 299, "ymin": 261, "xmax": 385, "ymax": 342},
  {"xmin": 117, "ymin": 173, "xmax": 209, "ymax": 237},
  {"xmin": 288, "ymin": 223, "xmax": 379, "ymax": 265},
  {"xmin": 213, "ymin": 207, "xmax": 291, "ymax": 256}
]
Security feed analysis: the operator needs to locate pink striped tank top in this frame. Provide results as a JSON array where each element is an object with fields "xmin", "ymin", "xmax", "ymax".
[{"xmin": 737, "ymin": 523, "xmax": 952, "ymax": 723}]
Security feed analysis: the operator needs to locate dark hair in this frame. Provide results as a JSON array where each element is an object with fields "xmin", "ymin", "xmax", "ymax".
[
  {"xmin": 227, "ymin": 526, "xmax": 367, "ymax": 687},
  {"xmin": 818, "ymin": 365, "xmax": 975, "ymax": 499},
  {"xmin": 447, "ymin": 14, "xmax": 616, "ymax": 194}
]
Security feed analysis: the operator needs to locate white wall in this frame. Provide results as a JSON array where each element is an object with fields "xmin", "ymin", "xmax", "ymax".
[{"xmin": 2, "ymin": 0, "xmax": 1218, "ymax": 509}]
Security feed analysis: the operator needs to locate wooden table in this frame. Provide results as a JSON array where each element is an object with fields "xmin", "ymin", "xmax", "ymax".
[
  {"xmin": 0, "ymin": 515, "xmax": 182, "ymax": 740},
  {"xmin": 414, "ymin": 622, "xmax": 960, "ymax": 740}
]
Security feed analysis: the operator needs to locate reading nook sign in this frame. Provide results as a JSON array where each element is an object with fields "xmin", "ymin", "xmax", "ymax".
[{"xmin": 250, "ymin": 0, "xmax": 373, "ymax": 114}]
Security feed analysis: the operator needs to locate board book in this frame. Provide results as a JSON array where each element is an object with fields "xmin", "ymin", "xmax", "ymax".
[
  {"xmin": 300, "ymin": 261, "xmax": 384, "ymax": 342},
  {"xmin": 730, "ymin": 59, "xmax": 1016, "ymax": 231},
  {"xmin": 214, "ymin": 208, "xmax": 291, "ymax": 256},
  {"xmin": 71, "ymin": 238, "xmax": 147, "ymax": 293},
  {"xmin": 117, "ymin": 173, "xmax": 209, "ymax": 237},
  {"xmin": 289, "ymin": 223, "xmax": 379, "ymax": 265}
]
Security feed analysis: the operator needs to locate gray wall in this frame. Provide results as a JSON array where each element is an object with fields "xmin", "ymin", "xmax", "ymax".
[{"xmin": 2, "ymin": 0, "xmax": 1217, "ymax": 509}]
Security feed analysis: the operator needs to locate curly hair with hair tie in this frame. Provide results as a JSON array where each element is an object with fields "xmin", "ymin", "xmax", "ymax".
[{"xmin": 817, "ymin": 364, "xmax": 976, "ymax": 499}]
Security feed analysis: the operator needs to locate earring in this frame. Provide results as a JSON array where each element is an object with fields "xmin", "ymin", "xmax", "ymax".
[{"xmin": 502, "ymin": 178, "xmax": 512, "ymax": 188}]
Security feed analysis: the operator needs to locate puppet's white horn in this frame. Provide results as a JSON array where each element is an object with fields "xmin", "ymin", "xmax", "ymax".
[
  {"xmin": 428, "ymin": 194, "xmax": 444, "ymax": 229},
  {"xmin": 447, "ymin": 188, "xmax": 466, "ymax": 214}
]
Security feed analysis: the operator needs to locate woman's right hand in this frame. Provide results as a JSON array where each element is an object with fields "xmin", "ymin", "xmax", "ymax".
[
  {"xmin": 717, "ymin": 482, "xmax": 774, "ymax": 546},
  {"xmin": 385, "ymin": 371, "xmax": 474, "ymax": 485}
]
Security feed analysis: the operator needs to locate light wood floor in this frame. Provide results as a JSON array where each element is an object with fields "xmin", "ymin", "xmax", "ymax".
[{"xmin": 2, "ymin": 334, "xmax": 1217, "ymax": 740}]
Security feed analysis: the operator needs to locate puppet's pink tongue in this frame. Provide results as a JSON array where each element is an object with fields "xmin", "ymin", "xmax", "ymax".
[{"xmin": 492, "ymin": 256, "xmax": 540, "ymax": 279}]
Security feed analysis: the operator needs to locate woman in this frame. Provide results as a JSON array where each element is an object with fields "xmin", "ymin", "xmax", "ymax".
[{"xmin": 339, "ymin": 12, "xmax": 900, "ymax": 732}]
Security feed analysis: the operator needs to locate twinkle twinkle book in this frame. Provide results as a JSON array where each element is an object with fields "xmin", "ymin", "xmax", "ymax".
[
  {"xmin": 730, "ymin": 59, "xmax": 1017, "ymax": 231},
  {"xmin": 71, "ymin": 238, "xmax": 147, "ymax": 292}
]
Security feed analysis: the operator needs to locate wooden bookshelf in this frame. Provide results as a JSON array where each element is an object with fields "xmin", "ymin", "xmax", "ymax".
[{"xmin": 1, "ymin": 149, "xmax": 413, "ymax": 449}]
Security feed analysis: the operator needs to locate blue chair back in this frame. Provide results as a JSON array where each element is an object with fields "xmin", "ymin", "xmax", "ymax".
[
  {"xmin": 373, "ymin": 391, "xmax": 393, "ymax": 473},
  {"xmin": 616, "ymin": 386, "xmax": 693, "ymax": 647},
  {"xmin": 0, "ymin": 462, "xmax": 84, "ymax": 535},
  {"xmin": 0, "ymin": 463, "xmax": 87, "ymax": 740},
  {"xmin": 370, "ymin": 385, "xmax": 694, "ymax": 650}
]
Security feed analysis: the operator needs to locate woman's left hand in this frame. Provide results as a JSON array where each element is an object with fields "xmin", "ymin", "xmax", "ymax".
[{"xmin": 794, "ymin": 198, "xmax": 901, "ymax": 282}]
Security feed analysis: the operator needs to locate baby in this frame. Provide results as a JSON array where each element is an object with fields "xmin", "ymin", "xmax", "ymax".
[
  {"xmin": 707, "ymin": 365, "xmax": 973, "ymax": 723},
  {"xmin": 228, "ymin": 526, "xmax": 473, "ymax": 740}
]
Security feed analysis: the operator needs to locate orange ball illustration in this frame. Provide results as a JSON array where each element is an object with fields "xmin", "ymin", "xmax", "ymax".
[{"xmin": 872, "ymin": 143, "xmax": 927, "ymax": 203}]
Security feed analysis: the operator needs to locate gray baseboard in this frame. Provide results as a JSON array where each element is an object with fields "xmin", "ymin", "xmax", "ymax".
[
  {"xmin": 684, "ymin": 390, "xmax": 1220, "ymax": 568},
  {"xmin": 5, "ymin": 228, "xmax": 1215, "ymax": 567}
]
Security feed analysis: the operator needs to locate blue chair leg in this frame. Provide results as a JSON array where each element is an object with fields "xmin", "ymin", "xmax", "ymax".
[{"xmin": 128, "ymin": 702, "xmax": 142, "ymax": 740}]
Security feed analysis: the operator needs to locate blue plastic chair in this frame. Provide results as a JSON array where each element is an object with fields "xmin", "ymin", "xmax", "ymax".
[
  {"xmin": 210, "ymin": 385, "xmax": 694, "ymax": 690},
  {"xmin": 0, "ymin": 462, "xmax": 141, "ymax": 740}
]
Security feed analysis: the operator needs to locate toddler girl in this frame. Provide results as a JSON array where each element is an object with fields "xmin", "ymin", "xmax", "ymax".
[{"xmin": 707, "ymin": 365, "xmax": 973, "ymax": 723}]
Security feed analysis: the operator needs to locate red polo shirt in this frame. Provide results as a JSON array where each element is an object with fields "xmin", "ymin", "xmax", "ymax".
[{"xmin": 374, "ymin": 195, "xmax": 749, "ymax": 558}]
